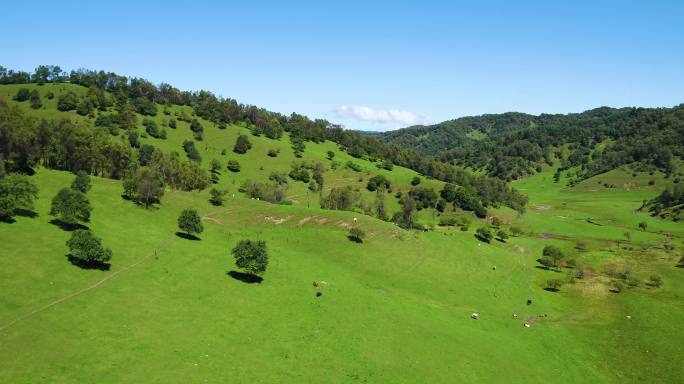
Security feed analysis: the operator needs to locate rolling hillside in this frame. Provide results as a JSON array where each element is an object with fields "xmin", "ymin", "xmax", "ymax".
[{"xmin": 0, "ymin": 77, "xmax": 683, "ymax": 383}]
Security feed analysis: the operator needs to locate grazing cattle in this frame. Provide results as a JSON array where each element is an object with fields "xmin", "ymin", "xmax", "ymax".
[
  {"xmin": 512, "ymin": 313, "xmax": 518, "ymax": 319},
  {"xmin": 527, "ymin": 299, "xmax": 532, "ymax": 305},
  {"xmin": 471, "ymin": 313, "xmax": 479, "ymax": 320},
  {"xmin": 312, "ymin": 281, "xmax": 319, "ymax": 288},
  {"xmin": 316, "ymin": 291, "xmax": 322, "ymax": 297}
]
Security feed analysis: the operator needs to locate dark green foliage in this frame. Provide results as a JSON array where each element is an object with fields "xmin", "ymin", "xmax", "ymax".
[
  {"xmin": 50, "ymin": 188, "xmax": 91, "ymax": 224},
  {"xmin": 29, "ymin": 90, "xmax": 42, "ymax": 109},
  {"xmin": 70, "ymin": 171, "xmax": 91, "ymax": 193},
  {"xmin": 178, "ymin": 208, "xmax": 203, "ymax": 237},
  {"xmin": 227, "ymin": 160, "xmax": 241, "ymax": 172},
  {"xmin": 393, "ymin": 195, "xmax": 417, "ymax": 229},
  {"xmin": 138, "ymin": 144, "xmax": 156, "ymax": 166},
  {"xmin": 378, "ymin": 160, "xmax": 393, "ymax": 171},
  {"xmin": 291, "ymin": 135, "xmax": 305, "ymax": 157},
  {"xmin": 289, "ymin": 162, "xmax": 310, "ymax": 183},
  {"xmin": 122, "ymin": 168, "xmax": 166, "ymax": 206},
  {"xmin": 375, "ymin": 189, "xmax": 388, "ymax": 221},
  {"xmin": 210, "ymin": 159, "xmax": 222, "ymax": 174},
  {"xmin": 345, "ymin": 161, "xmax": 362, "ymax": 172},
  {"xmin": 411, "ymin": 176, "xmax": 421, "ymax": 186},
  {"xmin": 190, "ymin": 119, "xmax": 204, "ymax": 133},
  {"xmin": 143, "ymin": 118, "xmax": 167, "ymax": 139},
  {"xmin": 234, "ymin": 134, "xmax": 252, "ymax": 154},
  {"xmin": 367, "ymin": 175, "xmax": 391, "ymax": 192},
  {"xmin": 475, "ymin": 227, "xmax": 493, "ymax": 243},
  {"xmin": 269, "ymin": 172, "xmax": 288, "ymax": 185},
  {"xmin": 644, "ymin": 184, "xmax": 684, "ymax": 221},
  {"xmin": 127, "ymin": 129, "xmax": 140, "ymax": 148},
  {"xmin": 57, "ymin": 91, "xmax": 79, "ymax": 111},
  {"xmin": 168, "ymin": 118, "xmax": 177, "ymax": 129},
  {"xmin": 409, "ymin": 187, "xmax": 438, "ymax": 210},
  {"xmin": 497, "ymin": 230, "xmax": 508, "ymax": 242},
  {"xmin": 183, "ymin": 140, "xmax": 202, "ymax": 163},
  {"xmin": 326, "ymin": 150, "xmax": 335, "ymax": 160},
  {"xmin": 66, "ymin": 229, "xmax": 112, "ymax": 265},
  {"xmin": 14, "ymin": 88, "xmax": 31, "ymax": 101},
  {"xmin": 0, "ymin": 173, "xmax": 39, "ymax": 220},
  {"xmin": 267, "ymin": 148, "xmax": 279, "ymax": 157},
  {"xmin": 209, "ymin": 188, "xmax": 225, "ymax": 206},
  {"xmin": 348, "ymin": 227, "xmax": 365, "ymax": 243},
  {"xmin": 436, "ymin": 199, "xmax": 447, "ymax": 212},
  {"xmin": 240, "ymin": 180, "xmax": 286, "ymax": 203},
  {"xmin": 232, "ymin": 239, "xmax": 268, "ymax": 276}
]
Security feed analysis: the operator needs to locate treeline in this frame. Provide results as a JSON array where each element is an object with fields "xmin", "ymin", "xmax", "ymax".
[
  {"xmin": 381, "ymin": 107, "xmax": 684, "ymax": 182},
  {"xmin": 0, "ymin": 64, "xmax": 526, "ymax": 211},
  {"xmin": 0, "ymin": 100, "xmax": 208, "ymax": 193}
]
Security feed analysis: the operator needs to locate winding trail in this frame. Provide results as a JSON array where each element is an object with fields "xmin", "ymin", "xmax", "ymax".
[{"xmin": 0, "ymin": 234, "xmax": 177, "ymax": 333}]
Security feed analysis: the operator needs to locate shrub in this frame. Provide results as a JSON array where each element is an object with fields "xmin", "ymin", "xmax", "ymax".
[
  {"xmin": 545, "ymin": 279, "xmax": 564, "ymax": 292},
  {"xmin": 227, "ymin": 160, "xmax": 241, "ymax": 172},
  {"xmin": 475, "ymin": 227, "xmax": 493, "ymax": 243},
  {"xmin": 57, "ymin": 91, "xmax": 79, "ymax": 111},
  {"xmin": 209, "ymin": 188, "xmax": 225, "ymax": 206},
  {"xmin": 348, "ymin": 227, "xmax": 366, "ymax": 243},
  {"xmin": 267, "ymin": 148, "xmax": 279, "ymax": 157},
  {"xmin": 14, "ymin": 88, "xmax": 31, "ymax": 101},
  {"xmin": 327, "ymin": 151, "xmax": 335, "ymax": 160},
  {"xmin": 233, "ymin": 134, "xmax": 252, "ymax": 154},
  {"xmin": 411, "ymin": 176, "xmax": 421, "ymax": 186},
  {"xmin": 649, "ymin": 275, "xmax": 663, "ymax": 288}
]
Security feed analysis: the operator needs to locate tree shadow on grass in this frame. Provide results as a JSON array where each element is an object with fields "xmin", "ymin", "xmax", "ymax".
[
  {"xmin": 543, "ymin": 287, "xmax": 560, "ymax": 292},
  {"xmin": 227, "ymin": 270, "xmax": 263, "ymax": 284},
  {"xmin": 347, "ymin": 235, "xmax": 363, "ymax": 243},
  {"xmin": 176, "ymin": 232, "xmax": 200, "ymax": 241},
  {"xmin": 14, "ymin": 208, "xmax": 38, "ymax": 218},
  {"xmin": 0, "ymin": 209, "xmax": 38, "ymax": 224},
  {"xmin": 50, "ymin": 219, "xmax": 88, "ymax": 231},
  {"xmin": 66, "ymin": 255, "xmax": 110, "ymax": 271}
]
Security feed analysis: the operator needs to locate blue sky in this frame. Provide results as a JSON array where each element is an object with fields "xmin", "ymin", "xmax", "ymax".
[{"xmin": 2, "ymin": 0, "xmax": 683, "ymax": 131}]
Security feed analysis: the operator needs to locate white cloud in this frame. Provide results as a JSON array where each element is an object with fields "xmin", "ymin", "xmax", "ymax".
[{"xmin": 335, "ymin": 105, "xmax": 429, "ymax": 127}]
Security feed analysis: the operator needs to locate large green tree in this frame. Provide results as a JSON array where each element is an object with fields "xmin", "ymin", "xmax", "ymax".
[
  {"xmin": 232, "ymin": 239, "xmax": 268, "ymax": 276},
  {"xmin": 177, "ymin": 208, "xmax": 203, "ymax": 237},
  {"xmin": 0, "ymin": 173, "xmax": 39, "ymax": 220},
  {"xmin": 66, "ymin": 229, "xmax": 112, "ymax": 265},
  {"xmin": 50, "ymin": 188, "xmax": 91, "ymax": 225}
]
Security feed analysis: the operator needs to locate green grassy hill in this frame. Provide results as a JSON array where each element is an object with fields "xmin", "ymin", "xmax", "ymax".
[{"xmin": 1, "ymin": 83, "xmax": 683, "ymax": 383}]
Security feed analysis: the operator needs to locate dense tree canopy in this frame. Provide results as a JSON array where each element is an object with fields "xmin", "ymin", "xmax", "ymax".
[{"xmin": 232, "ymin": 239, "xmax": 268, "ymax": 276}]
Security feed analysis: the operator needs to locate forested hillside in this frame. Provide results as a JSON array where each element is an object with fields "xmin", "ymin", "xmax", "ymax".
[
  {"xmin": 381, "ymin": 106, "xmax": 684, "ymax": 182},
  {"xmin": 0, "ymin": 65, "xmax": 526, "ymax": 213}
]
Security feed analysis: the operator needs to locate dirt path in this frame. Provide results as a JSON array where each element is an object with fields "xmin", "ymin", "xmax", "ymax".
[{"xmin": 0, "ymin": 234, "xmax": 177, "ymax": 333}]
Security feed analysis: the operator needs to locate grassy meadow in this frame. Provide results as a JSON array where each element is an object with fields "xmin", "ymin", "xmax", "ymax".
[{"xmin": 0, "ymin": 84, "xmax": 683, "ymax": 383}]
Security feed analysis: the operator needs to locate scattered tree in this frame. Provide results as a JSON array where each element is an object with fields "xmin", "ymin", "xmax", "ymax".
[
  {"xmin": 411, "ymin": 176, "xmax": 422, "ymax": 186},
  {"xmin": 227, "ymin": 160, "xmax": 241, "ymax": 172},
  {"xmin": 0, "ymin": 173, "xmax": 39, "ymax": 220},
  {"xmin": 50, "ymin": 188, "xmax": 91, "ymax": 225},
  {"xmin": 70, "ymin": 171, "xmax": 91, "ymax": 193},
  {"xmin": 232, "ymin": 239, "xmax": 268, "ymax": 276},
  {"xmin": 177, "ymin": 209, "xmax": 203, "ymax": 238},
  {"xmin": 475, "ymin": 227, "xmax": 493, "ymax": 243},
  {"xmin": 233, "ymin": 134, "xmax": 252, "ymax": 154},
  {"xmin": 348, "ymin": 227, "xmax": 366, "ymax": 243},
  {"xmin": 326, "ymin": 150, "xmax": 335, "ymax": 160},
  {"xmin": 638, "ymin": 221, "xmax": 647, "ymax": 231},
  {"xmin": 209, "ymin": 188, "xmax": 224, "ymax": 206},
  {"xmin": 66, "ymin": 229, "xmax": 112, "ymax": 266},
  {"xmin": 496, "ymin": 229, "xmax": 508, "ymax": 242}
]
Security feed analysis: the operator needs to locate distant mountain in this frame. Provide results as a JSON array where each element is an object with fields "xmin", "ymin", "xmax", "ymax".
[{"xmin": 378, "ymin": 106, "xmax": 684, "ymax": 182}]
